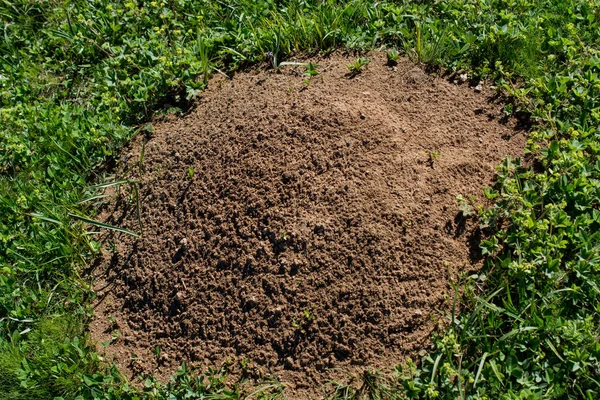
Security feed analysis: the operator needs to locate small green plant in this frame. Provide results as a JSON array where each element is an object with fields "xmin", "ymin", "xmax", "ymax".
[
  {"xmin": 424, "ymin": 149, "xmax": 440, "ymax": 167},
  {"xmin": 110, "ymin": 329, "xmax": 120, "ymax": 342},
  {"xmin": 187, "ymin": 167, "xmax": 195, "ymax": 179},
  {"xmin": 107, "ymin": 316, "xmax": 120, "ymax": 343},
  {"xmin": 303, "ymin": 309, "xmax": 316, "ymax": 322},
  {"xmin": 292, "ymin": 308, "xmax": 316, "ymax": 330},
  {"xmin": 305, "ymin": 62, "xmax": 319, "ymax": 76},
  {"xmin": 346, "ymin": 57, "xmax": 371, "ymax": 76},
  {"xmin": 456, "ymin": 194, "xmax": 476, "ymax": 217},
  {"xmin": 386, "ymin": 49, "xmax": 400, "ymax": 65},
  {"xmin": 152, "ymin": 345, "xmax": 162, "ymax": 362}
]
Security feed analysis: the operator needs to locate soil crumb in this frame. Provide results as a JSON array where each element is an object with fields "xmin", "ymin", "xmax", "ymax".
[{"xmin": 90, "ymin": 53, "xmax": 525, "ymax": 398}]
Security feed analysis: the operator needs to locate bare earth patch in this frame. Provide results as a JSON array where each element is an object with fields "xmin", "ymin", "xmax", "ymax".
[{"xmin": 90, "ymin": 53, "xmax": 526, "ymax": 398}]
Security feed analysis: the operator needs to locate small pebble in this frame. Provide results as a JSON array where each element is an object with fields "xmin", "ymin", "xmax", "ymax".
[{"xmin": 474, "ymin": 84, "xmax": 483, "ymax": 93}]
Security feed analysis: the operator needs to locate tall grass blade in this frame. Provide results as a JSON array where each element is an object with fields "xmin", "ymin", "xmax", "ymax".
[
  {"xmin": 68, "ymin": 213, "xmax": 139, "ymax": 238},
  {"xmin": 27, "ymin": 212, "xmax": 63, "ymax": 225}
]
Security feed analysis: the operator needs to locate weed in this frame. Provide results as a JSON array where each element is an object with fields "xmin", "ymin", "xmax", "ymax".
[
  {"xmin": 152, "ymin": 345, "xmax": 162, "ymax": 363},
  {"xmin": 456, "ymin": 194, "xmax": 476, "ymax": 217},
  {"xmin": 303, "ymin": 308, "xmax": 316, "ymax": 322},
  {"xmin": 305, "ymin": 61, "xmax": 319, "ymax": 76},
  {"xmin": 346, "ymin": 57, "xmax": 371, "ymax": 76},
  {"xmin": 386, "ymin": 49, "xmax": 400, "ymax": 66},
  {"xmin": 292, "ymin": 308, "xmax": 316, "ymax": 330},
  {"xmin": 425, "ymin": 149, "xmax": 440, "ymax": 167}
]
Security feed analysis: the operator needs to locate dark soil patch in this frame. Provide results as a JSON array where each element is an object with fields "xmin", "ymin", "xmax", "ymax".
[{"xmin": 90, "ymin": 53, "xmax": 526, "ymax": 398}]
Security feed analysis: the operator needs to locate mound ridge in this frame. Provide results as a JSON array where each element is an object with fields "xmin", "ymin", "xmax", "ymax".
[{"xmin": 90, "ymin": 53, "xmax": 525, "ymax": 397}]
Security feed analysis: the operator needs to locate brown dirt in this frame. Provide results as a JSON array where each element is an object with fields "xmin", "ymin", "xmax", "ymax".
[{"xmin": 90, "ymin": 52, "xmax": 526, "ymax": 398}]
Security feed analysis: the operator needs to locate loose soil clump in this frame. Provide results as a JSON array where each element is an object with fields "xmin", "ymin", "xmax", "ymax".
[{"xmin": 90, "ymin": 53, "xmax": 526, "ymax": 397}]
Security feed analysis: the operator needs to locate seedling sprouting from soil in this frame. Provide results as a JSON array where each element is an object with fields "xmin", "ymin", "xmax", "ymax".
[
  {"xmin": 386, "ymin": 49, "xmax": 400, "ymax": 66},
  {"xmin": 107, "ymin": 315, "xmax": 120, "ymax": 343},
  {"xmin": 152, "ymin": 345, "xmax": 162, "ymax": 363},
  {"xmin": 292, "ymin": 308, "xmax": 316, "ymax": 329},
  {"xmin": 346, "ymin": 57, "xmax": 371, "ymax": 77},
  {"xmin": 424, "ymin": 149, "xmax": 440, "ymax": 167},
  {"xmin": 457, "ymin": 194, "xmax": 477, "ymax": 217},
  {"xmin": 305, "ymin": 62, "xmax": 319, "ymax": 76},
  {"xmin": 187, "ymin": 167, "xmax": 195, "ymax": 179},
  {"xmin": 303, "ymin": 309, "xmax": 316, "ymax": 322}
]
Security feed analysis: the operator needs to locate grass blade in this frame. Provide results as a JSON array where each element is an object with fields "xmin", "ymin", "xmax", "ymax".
[
  {"xmin": 78, "ymin": 194, "xmax": 110, "ymax": 204},
  {"xmin": 474, "ymin": 352, "xmax": 488, "ymax": 387},
  {"xmin": 430, "ymin": 354, "xmax": 442, "ymax": 385},
  {"xmin": 68, "ymin": 213, "xmax": 139, "ymax": 238},
  {"xmin": 87, "ymin": 180, "xmax": 137, "ymax": 189},
  {"xmin": 27, "ymin": 212, "xmax": 63, "ymax": 225}
]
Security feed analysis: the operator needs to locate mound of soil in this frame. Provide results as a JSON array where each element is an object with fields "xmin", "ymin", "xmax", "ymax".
[{"xmin": 90, "ymin": 53, "xmax": 525, "ymax": 397}]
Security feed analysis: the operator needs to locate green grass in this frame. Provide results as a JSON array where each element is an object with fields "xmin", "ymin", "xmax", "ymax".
[{"xmin": 1, "ymin": 0, "xmax": 600, "ymax": 398}]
